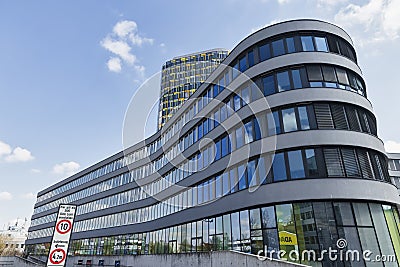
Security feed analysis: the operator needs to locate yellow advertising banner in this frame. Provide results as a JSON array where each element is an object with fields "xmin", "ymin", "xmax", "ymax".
[{"xmin": 279, "ymin": 231, "xmax": 298, "ymax": 246}]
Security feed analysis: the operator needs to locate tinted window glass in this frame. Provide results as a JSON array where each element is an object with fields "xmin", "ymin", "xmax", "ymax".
[
  {"xmin": 282, "ymin": 108, "xmax": 297, "ymax": 132},
  {"xmin": 241, "ymin": 87, "xmax": 250, "ymax": 105},
  {"xmin": 261, "ymin": 206, "xmax": 276, "ymax": 228},
  {"xmin": 263, "ymin": 75, "xmax": 275, "ymax": 96},
  {"xmin": 322, "ymin": 66, "xmax": 337, "ymax": 82},
  {"xmin": 276, "ymin": 71, "xmax": 291, "ymax": 91},
  {"xmin": 301, "ymin": 36, "xmax": 315, "ymax": 51},
  {"xmin": 273, "ymin": 153, "xmax": 287, "ymax": 181},
  {"xmin": 291, "ymin": 69, "xmax": 302, "ymax": 89},
  {"xmin": 239, "ymin": 55, "xmax": 247, "ymax": 73},
  {"xmin": 305, "ymin": 149, "xmax": 318, "ymax": 177},
  {"xmin": 315, "ymin": 37, "xmax": 328, "ymax": 52},
  {"xmin": 286, "ymin": 37, "xmax": 295, "ymax": 53},
  {"xmin": 272, "ymin": 39, "xmax": 285, "ymax": 56},
  {"xmin": 298, "ymin": 106, "xmax": 310, "ymax": 130},
  {"xmin": 238, "ymin": 164, "xmax": 247, "ymax": 190},
  {"xmin": 221, "ymin": 136, "xmax": 229, "ymax": 157},
  {"xmin": 333, "ymin": 202, "xmax": 355, "ymax": 226},
  {"xmin": 267, "ymin": 111, "xmax": 281, "ymax": 135},
  {"xmin": 288, "ymin": 150, "xmax": 305, "ymax": 179},
  {"xmin": 259, "ymin": 43, "xmax": 271, "ymax": 61},
  {"xmin": 244, "ymin": 121, "xmax": 254, "ymax": 144},
  {"xmin": 236, "ymin": 127, "xmax": 244, "ymax": 148},
  {"xmin": 307, "ymin": 65, "xmax": 323, "ymax": 81},
  {"xmin": 248, "ymin": 50, "xmax": 255, "ymax": 67},
  {"xmin": 336, "ymin": 68, "xmax": 349, "ymax": 85},
  {"xmin": 353, "ymin": 203, "xmax": 372, "ymax": 226},
  {"xmin": 234, "ymin": 94, "xmax": 241, "ymax": 111}
]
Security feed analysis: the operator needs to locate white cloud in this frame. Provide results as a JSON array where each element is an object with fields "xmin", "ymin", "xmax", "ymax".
[
  {"xmin": 385, "ymin": 140, "xmax": 400, "ymax": 153},
  {"xmin": 0, "ymin": 140, "xmax": 34, "ymax": 163},
  {"xmin": 0, "ymin": 141, "xmax": 11, "ymax": 157},
  {"xmin": 0, "ymin": 192, "xmax": 13, "ymax": 201},
  {"xmin": 107, "ymin": 57, "xmax": 122, "ymax": 72},
  {"xmin": 334, "ymin": 0, "xmax": 400, "ymax": 43},
  {"xmin": 277, "ymin": 0, "xmax": 290, "ymax": 4},
  {"xmin": 317, "ymin": 0, "xmax": 349, "ymax": 7},
  {"xmin": 53, "ymin": 161, "xmax": 80, "ymax": 177},
  {"xmin": 101, "ymin": 20, "xmax": 154, "ymax": 74},
  {"xmin": 113, "ymin": 20, "xmax": 138, "ymax": 38},
  {"xmin": 5, "ymin": 147, "xmax": 34, "ymax": 163},
  {"xmin": 101, "ymin": 37, "xmax": 136, "ymax": 64},
  {"xmin": 21, "ymin": 192, "xmax": 36, "ymax": 200}
]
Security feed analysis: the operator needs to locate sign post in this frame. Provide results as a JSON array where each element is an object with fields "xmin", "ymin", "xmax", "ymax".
[{"xmin": 46, "ymin": 204, "xmax": 76, "ymax": 267}]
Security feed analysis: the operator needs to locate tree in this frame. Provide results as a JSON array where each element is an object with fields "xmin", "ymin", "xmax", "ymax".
[{"xmin": 0, "ymin": 234, "xmax": 12, "ymax": 256}]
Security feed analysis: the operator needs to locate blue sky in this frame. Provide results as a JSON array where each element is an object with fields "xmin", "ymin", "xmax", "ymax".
[{"xmin": 0, "ymin": 0, "xmax": 399, "ymax": 229}]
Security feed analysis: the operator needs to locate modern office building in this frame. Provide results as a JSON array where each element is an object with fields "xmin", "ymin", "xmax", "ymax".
[
  {"xmin": 26, "ymin": 20, "xmax": 400, "ymax": 267},
  {"xmin": 158, "ymin": 49, "xmax": 229, "ymax": 129},
  {"xmin": 388, "ymin": 153, "xmax": 400, "ymax": 194}
]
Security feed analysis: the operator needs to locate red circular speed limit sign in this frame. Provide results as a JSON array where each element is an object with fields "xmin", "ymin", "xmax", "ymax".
[
  {"xmin": 49, "ymin": 248, "xmax": 66, "ymax": 264},
  {"xmin": 56, "ymin": 219, "xmax": 72, "ymax": 234}
]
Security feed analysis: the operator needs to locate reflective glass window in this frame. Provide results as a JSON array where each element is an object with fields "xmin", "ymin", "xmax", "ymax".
[
  {"xmin": 298, "ymin": 106, "xmax": 310, "ymax": 130},
  {"xmin": 238, "ymin": 164, "xmax": 247, "ymax": 190},
  {"xmin": 336, "ymin": 68, "xmax": 349, "ymax": 85},
  {"xmin": 305, "ymin": 149, "xmax": 318, "ymax": 177},
  {"xmin": 221, "ymin": 136, "xmax": 229, "ymax": 157},
  {"xmin": 261, "ymin": 206, "xmax": 276, "ymax": 228},
  {"xmin": 291, "ymin": 69, "xmax": 302, "ymax": 89},
  {"xmin": 353, "ymin": 203, "xmax": 372, "ymax": 226},
  {"xmin": 333, "ymin": 202, "xmax": 355, "ymax": 226},
  {"xmin": 286, "ymin": 37, "xmax": 295, "ymax": 53},
  {"xmin": 272, "ymin": 152, "xmax": 287, "ymax": 181},
  {"xmin": 277, "ymin": 71, "xmax": 291, "ymax": 91},
  {"xmin": 282, "ymin": 108, "xmax": 297, "ymax": 132},
  {"xmin": 263, "ymin": 75, "xmax": 276, "ymax": 96},
  {"xmin": 322, "ymin": 65, "xmax": 337, "ymax": 82},
  {"xmin": 215, "ymin": 175, "xmax": 222, "ymax": 198},
  {"xmin": 241, "ymin": 87, "xmax": 250, "ymax": 106},
  {"xmin": 239, "ymin": 55, "xmax": 247, "ymax": 73},
  {"xmin": 235, "ymin": 127, "xmax": 244, "ymax": 148},
  {"xmin": 272, "ymin": 39, "xmax": 285, "ymax": 57},
  {"xmin": 234, "ymin": 94, "xmax": 241, "ymax": 111},
  {"xmin": 301, "ymin": 36, "xmax": 315, "ymax": 51},
  {"xmin": 288, "ymin": 150, "xmax": 305, "ymax": 179},
  {"xmin": 307, "ymin": 65, "xmax": 323, "ymax": 81},
  {"xmin": 244, "ymin": 121, "xmax": 254, "ymax": 144},
  {"xmin": 259, "ymin": 43, "xmax": 271, "ymax": 61},
  {"xmin": 267, "ymin": 111, "xmax": 281, "ymax": 136},
  {"xmin": 276, "ymin": 204, "xmax": 297, "ymax": 257},
  {"xmin": 222, "ymin": 172, "xmax": 230, "ymax": 196},
  {"xmin": 314, "ymin": 37, "xmax": 328, "ymax": 52},
  {"xmin": 248, "ymin": 50, "xmax": 255, "ymax": 67},
  {"xmin": 247, "ymin": 159, "xmax": 257, "ymax": 187},
  {"xmin": 231, "ymin": 212, "xmax": 241, "ymax": 251},
  {"xmin": 369, "ymin": 203, "xmax": 397, "ymax": 265},
  {"xmin": 250, "ymin": 208, "xmax": 262, "ymax": 229},
  {"xmin": 215, "ymin": 140, "xmax": 221, "ymax": 160}
]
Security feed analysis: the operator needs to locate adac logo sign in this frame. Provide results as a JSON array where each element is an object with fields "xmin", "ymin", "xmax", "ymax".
[{"xmin": 279, "ymin": 231, "xmax": 298, "ymax": 246}]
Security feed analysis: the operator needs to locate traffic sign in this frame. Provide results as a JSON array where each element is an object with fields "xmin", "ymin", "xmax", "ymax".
[{"xmin": 46, "ymin": 204, "xmax": 76, "ymax": 267}]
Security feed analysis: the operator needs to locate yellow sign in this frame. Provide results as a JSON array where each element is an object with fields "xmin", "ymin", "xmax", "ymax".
[{"xmin": 279, "ymin": 231, "xmax": 298, "ymax": 245}]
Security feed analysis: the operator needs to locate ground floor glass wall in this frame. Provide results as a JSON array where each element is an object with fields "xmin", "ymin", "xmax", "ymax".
[{"xmin": 26, "ymin": 201, "xmax": 400, "ymax": 267}]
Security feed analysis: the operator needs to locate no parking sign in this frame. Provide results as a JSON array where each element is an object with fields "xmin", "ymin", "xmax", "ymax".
[{"xmin": 46, "ymin": 204, "xmax": 76, "ymax": 267}]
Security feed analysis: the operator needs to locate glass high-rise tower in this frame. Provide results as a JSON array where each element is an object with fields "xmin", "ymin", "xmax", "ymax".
[{"xmin": 158, "ymin": 49, "xmax": 229, "ymax": 129}]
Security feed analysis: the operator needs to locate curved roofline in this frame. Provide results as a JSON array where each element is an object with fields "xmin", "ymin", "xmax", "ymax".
[{"xmin": 250, "ymin": 18, "xmax": 354, "ymax": 46}]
